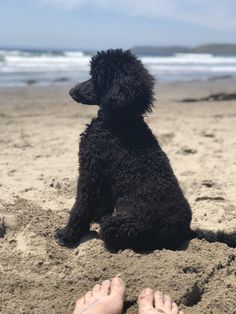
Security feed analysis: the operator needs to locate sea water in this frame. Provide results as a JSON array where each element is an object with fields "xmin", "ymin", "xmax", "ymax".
[{"xmin": 1, "ymin": 49, "xmax": 236, "ymax": 87}]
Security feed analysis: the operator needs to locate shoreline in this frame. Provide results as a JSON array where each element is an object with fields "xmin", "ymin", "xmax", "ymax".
[{"xmin": 0, "ymin": 73, "xmax": 236, "ymax": 89}]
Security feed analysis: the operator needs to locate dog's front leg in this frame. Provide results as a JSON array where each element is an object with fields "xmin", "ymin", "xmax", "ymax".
[{"xmin": 55, "ymin": 158, "xmax": 103, "ymax": 247}]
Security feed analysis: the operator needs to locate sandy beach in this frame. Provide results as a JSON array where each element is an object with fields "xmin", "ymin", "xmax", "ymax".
[{"xmin": 0, "ymin": 79, "xmax": 236, "ymax": 314}]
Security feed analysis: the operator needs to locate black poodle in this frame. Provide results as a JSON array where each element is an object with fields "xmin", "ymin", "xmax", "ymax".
[{"xmin": 56, "ymin": 49, "xmax": 236, "ymax": 251}]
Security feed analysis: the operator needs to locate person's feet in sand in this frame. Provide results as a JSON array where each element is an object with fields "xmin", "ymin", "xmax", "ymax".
[
  {"xmin": 138, "ymin": 289, "xmax": 184, "ymax": 314},
  {"xmin": 72, "ymin": 277, "xmax": 125, "ymax": 314}
]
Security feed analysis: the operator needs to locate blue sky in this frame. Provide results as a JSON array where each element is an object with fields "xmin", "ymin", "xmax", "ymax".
[{"xmin": 0, "ymin": 0, "xmax": 236, "ymax": 50}]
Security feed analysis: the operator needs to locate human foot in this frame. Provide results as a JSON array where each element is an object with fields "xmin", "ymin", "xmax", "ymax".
[
  {"xmin": 138, "ymin": 288, "xmax": 184, "ymax": 314},
  {"xmin": 72, "ymin": 277, "xmax": 125, "ymax": 314}
]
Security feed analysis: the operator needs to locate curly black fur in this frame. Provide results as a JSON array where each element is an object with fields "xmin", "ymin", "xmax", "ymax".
[{"xmin": 56, "ymin": 49, "xmax": 236, "ymax": 251}]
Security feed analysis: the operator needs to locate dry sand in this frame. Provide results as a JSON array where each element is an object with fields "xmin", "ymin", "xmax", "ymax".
[{"xmin": 0, "ymin": 79, "xmax": 236, "ymax": 314}]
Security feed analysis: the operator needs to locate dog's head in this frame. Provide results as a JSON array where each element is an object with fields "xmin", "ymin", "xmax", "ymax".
[{"xmin": 69, "ymin": 49, "xmax": 155, "ymax": 116}]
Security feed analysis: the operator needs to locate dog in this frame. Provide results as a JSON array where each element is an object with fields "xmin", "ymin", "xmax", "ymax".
[{"xmin": 56, "ymin": 49, "xmax": 236, "ymax": 251}]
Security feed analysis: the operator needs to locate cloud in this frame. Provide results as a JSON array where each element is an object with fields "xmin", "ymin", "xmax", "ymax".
[{"xmin": 43, "ymin": 0, "xmax": 236, "ymax": 31}]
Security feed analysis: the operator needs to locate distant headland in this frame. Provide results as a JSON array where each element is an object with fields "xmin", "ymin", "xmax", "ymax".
[{"xmin": 131, "ymin": 44, "xmax": 236, "ymax": 56}]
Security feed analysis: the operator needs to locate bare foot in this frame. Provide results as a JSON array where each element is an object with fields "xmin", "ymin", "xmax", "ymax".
[
  {"xmin": 72, "ymin": 277, "xmax": 125, "ymax": 314},
  {"xmin": 138, "ymin": 288, "xmax": 184, "ymax": 314}
]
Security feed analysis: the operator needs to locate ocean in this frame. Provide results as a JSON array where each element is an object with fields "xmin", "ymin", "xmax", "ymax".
[{"xmin": 1, "ymin": 49, "xmax": 236, "ymax": 87}]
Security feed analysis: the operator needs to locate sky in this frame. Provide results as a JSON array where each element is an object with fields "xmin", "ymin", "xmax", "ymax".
[{"xmin": 0, "ymin": 0, "xmax": 236, "ymax": 50}]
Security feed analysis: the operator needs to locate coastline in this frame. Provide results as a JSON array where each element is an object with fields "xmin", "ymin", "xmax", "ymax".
[{"xmin": 0, "ymin": 79, "xmax": 236, "ymax": 313}]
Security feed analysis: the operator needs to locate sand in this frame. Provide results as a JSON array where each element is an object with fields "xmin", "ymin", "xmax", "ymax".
[{"xmin": 0, "ymin": 79, "xmax": 236, "ymax": 314}]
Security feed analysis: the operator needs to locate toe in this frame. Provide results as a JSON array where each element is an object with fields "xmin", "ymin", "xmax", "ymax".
[
  {"xmin": 138, "ymin": 288, "xmax": 154, "ymax": 309},
  {"xmin": 154, "ymin": 291, "xmax": 164, "ymax": 309},
  {"xmin": 164, "ymin": 294, "xmax": 172, "ymax": 311},
  {"xmin": 100, "ymin": 280, "xmax": 111, "ymax": 296},
  {"xmin": 171, "ymin": 302, "xmax": 179, "ymax": 314},
  {"xmin": 72, "ymin": 297, "xmax": 85, "ymax": 314},
  {"xmin": 92, "ymin": 284, "xmax": 101, "ymax": 297},
  {"xmin": 84, "ymin": 291, "xmax": 93, "ymax": 304},
  {"xmin": 110, "ymin": 277, "xmax": 126, "ymax": 299}
]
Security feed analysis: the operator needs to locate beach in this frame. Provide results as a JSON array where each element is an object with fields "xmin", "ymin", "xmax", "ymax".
[{"xmin": 0, "ymin": 78, "xmax": 236, "ymax": 313}]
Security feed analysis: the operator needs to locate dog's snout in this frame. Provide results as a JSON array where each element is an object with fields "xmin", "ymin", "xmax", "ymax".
[
  {"xmin": 69, "ymin": 79, "xmax": 97, "ymax": 105},
  {"xmin": 69, "ymin": 87, "xmax": 74, "ymax": 95},
  {"xmin": 69, "ymin": 87, "xmax": 76, "ymax": 98},
  {"xmin": 69, "ymin": 85, "xmax": 83, "ymax": 103}
]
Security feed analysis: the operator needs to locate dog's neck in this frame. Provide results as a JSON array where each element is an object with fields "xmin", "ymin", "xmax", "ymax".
[{"xmin": 97, "ymin": 109, "xmax": 144, "ymax": 122}]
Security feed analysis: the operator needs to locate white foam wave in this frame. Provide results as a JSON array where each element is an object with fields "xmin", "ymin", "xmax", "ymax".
[
  {"xmin": 64, "ymin": 51, "xmax": 85, "ymax": 57},
  {"xmin": 141, "ymin": 53, "xmax": 236, "ymax": 65},
  {"xmin": 0, "ymin": 50, "xmax": 90, "ymax": 73}
]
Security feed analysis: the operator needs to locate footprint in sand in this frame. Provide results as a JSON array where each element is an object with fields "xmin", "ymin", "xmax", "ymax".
[
  {"xmin": 201, "ymin": 180, "xmax": 215, "ymax": 188},
  {"xmin": 15, "ymin": 229, "xmax": 47, "ymax": 257},
  {"xmin": 0, "ymin": 214, "xmax": 18, "ymax": 237},
  {"xmin": 195, "ymin": 196, "xmax": 225, "ymax": 202},
  {"xmin": 201, "ymin": 131, "xmax": 215, "ymax": 138},
  {"xmin": 158, "ymin": 132, "xmax": 175, "ymax": 145},
  {"xmin": 179, "ymin": 146, "xmax": 197, "ymax": 155}
]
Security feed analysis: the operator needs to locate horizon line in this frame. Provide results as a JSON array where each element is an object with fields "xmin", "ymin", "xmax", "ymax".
[{"xmin": 1, "ymin": 42, "xmax": 236, "ymax": 52}]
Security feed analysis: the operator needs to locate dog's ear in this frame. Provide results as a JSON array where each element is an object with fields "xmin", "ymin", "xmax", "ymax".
[{"xmin": 91, "ymin": 49, "xmax": 155, "ymax": 116}]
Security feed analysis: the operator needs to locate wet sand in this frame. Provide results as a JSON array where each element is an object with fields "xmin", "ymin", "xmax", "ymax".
[{"xmin": 0, "ymin": 79, "xmax": 236, "ymax": 313}]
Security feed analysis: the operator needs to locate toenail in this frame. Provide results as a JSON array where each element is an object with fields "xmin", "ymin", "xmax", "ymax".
[
  {"xmin": 164, "ymin": 294, "xmax": 172, "ymax": 302},
  {"xmin": 94, "ymin": 284, "xmax": 100, "ymax": 289},
  {"xmin": 172, "ymin": 302, "xmax": 178, "ymax": 309},
  {"xmin": 143, "ymin": 288, "xmax": 153, "ymax": 295},
  {"xmin": 103, "ymin": 280, "xmax": 110, "ymax": 284},
  {"xmin": 112, "ymin": 277, "xmax": 122, "ymax": 284}
]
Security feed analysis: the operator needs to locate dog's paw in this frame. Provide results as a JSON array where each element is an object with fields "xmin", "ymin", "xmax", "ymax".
[{"xmin": 55, "ymin": 227, "xmax": 81, "ymax": 248}]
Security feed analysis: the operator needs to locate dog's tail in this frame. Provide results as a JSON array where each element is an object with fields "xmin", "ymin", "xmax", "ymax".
[{"xmin": 191, "ymin": 228, "xmax": 236, "ymax": 248}]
